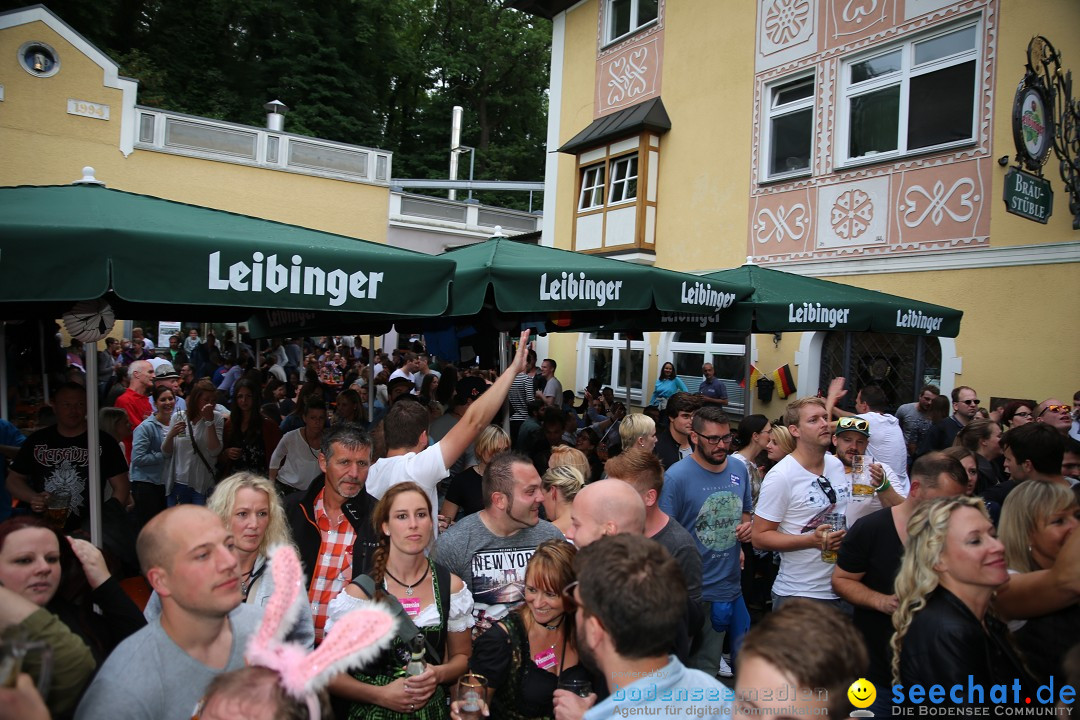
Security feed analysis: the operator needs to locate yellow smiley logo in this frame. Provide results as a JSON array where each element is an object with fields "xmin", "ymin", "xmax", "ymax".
[{"xmin": 848, "ymin": 678, "xmax": 876, "ymax": 709}]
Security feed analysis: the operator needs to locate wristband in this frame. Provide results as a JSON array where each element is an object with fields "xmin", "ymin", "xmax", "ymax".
[{"xmin": 874, "ymin": 477, "xmax": 891, "ymax": 493}]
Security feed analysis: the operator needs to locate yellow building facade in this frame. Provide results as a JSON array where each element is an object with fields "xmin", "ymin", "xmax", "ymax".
[
  {"xmin": 519, "ymin": 0, "xmax": 1079, "ymax": 417},
  {"xmin": 0, "ymin": 6, "xmax": 391, "ymax": 241}
]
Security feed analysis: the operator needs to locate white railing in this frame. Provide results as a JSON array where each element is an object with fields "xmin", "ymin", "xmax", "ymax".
[{"xmin": 134, "ymin": 107, "xmax": 392, "ymax": 186}]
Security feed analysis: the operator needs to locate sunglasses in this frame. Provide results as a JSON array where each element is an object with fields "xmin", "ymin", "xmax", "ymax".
[
  {"xmin": 836, "ymin": 417, "xmax": 870, "ymax": 433},
  {"xmin": 815, "ymin": 475, "xmax": 837, "ymax": 504},
  {"xmin": 1039, "ymin": 404, "xmax": 1070, "ymax": 417},
  {"xmin": 959, "ymin": 399, "xmax": 981, "ymax": 406}
]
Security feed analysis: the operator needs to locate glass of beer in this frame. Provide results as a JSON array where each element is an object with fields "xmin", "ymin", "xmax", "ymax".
[
  {"xmin": 45, "ymin": 490, "xmax": 71, "ymax": 531},
  {"xmin": 456, "ymin": 673, "xmax": 487, "ymax": 720},
  {"xmin": 851, "ymin": 455, "xmax": 875, "ymax": 500},
  {"xmin": 557, "ymin": 677, "xmax": 594, "ymax": 697},
  {"xmin": 821, "ymin": 512, "xmax": 846, "ymax": 564}
]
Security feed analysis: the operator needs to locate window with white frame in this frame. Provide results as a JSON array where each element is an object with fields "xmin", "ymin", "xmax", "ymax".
[
  {"xmin": 762, "ymin": 75, "xmax": 814, "ymax": 180},
  {"xmin": 608, "ymin": 155, "xmax": 638, "ymax": 204},
  {"xmin": 838, "ymin": 22, "xmax": 978, "ymax": 166},
  {"xmin": 579, "ymin": 164, "xmax": 606, "ymax": 210},
  {"xmin": 582, "ymin": 332, "xmax": 646, "ymax": 398},
  {"xmin": 606, "ymin": 0, "xmax": 658, "ymax": 45},
  {"xmin": 666, "ymin": 331, "xmax": 747, "ymax": 412}
]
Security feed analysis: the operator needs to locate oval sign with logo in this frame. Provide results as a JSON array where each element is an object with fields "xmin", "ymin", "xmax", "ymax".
[{"xmin": 1012, "ymin": 84, "xmax": 1054, "ymax": 171}]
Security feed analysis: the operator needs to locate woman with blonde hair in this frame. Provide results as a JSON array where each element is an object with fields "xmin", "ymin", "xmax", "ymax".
[
  {"xmin": 764, "ymin": 424, "xmax": 795, "ymax": 466},
  {"xmin": 540, "ymin": 465, "xmax": 584, "ymax": 536},
  {"xmin": 548, "ymin": 445, "xmax": 591, "ymax": 482},
  {"xmin": 998, "ymin": 480, "xmax": 1080, "ymax": 684},
  {"xmin": 891, "ymin": 496, "xmax": 1032, "ymax": 708},
  {"xmin": 145, "ymin": 471, "xmax": 314, "ymax": 646},
  {"xmin": 618, "ymin": 412, "xmax": 657, "ymax": 454},
  {"xmin": 441, "ymin": 425, "xmax": 510, "ymax": 526}
]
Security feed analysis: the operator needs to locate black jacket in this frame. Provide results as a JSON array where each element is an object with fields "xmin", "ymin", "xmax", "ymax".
[
  {"xmin": 283, "ymin": 475, "xmax": 380, "ymax": 585},
  {"xmin": 899, "ymin": 587, "xmax": 1033, "ymax": 707}
]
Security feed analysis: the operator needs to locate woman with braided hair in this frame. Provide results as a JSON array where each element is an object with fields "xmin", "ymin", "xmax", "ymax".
[
  {"xmin": 891, "ymin": 496, "xmax": 1033, "ymax": 708},
  {"xmin": 327, "ymin": 481, "xmax": 473, "ymax": 719}
]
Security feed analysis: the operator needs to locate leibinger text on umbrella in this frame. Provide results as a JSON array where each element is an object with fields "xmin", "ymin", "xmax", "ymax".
[
  {"xmin": 208, "ymin": 252, "xmax": 384, "ymax": 307},
  {"xmin": 788, "ymin": 302, "xmax": 851, "ymax": 328},
  {"xmin": 539, "ymin": 272, "xmax": 623, "ymax": 307},
  {"xmin": 895, "ymin": 309, "xmax": 944, "ymax": 334},
  {"xmin": 680, "ymin": 282, "xmax": 738, "ymax": 312}
]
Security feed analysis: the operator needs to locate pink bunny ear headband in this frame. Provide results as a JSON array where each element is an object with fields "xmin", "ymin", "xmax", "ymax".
[{"xmin": 245, "ymin": 545, "xmax": 397, "ymax": 720}]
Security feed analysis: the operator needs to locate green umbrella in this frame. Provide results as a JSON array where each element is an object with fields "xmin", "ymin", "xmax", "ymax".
[
  {"xmin": 440, "ymin": 236, "xmax": 753, "ymax": 327},
  {"xmin": 702, "ymin": 264, "xmax": 963, "ymax": 337},
  {"xmin": 0, "ymin": 184, "xmax": 456, "ymax": 319}
]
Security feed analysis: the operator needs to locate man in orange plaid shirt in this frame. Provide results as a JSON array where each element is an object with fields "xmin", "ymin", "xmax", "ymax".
[{"xmin": 284, "ymin": 423, "xmax": 378, "ymax": 643}]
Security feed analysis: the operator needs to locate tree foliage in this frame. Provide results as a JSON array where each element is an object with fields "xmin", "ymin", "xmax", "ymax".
[{"xmin": 6, "ymin": 0, "xmax": 550, "ymax": 207}]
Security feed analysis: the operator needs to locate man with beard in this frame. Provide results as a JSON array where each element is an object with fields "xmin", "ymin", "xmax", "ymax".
[
  {"xmin": 433, "ymin": 451, "xmax": 563, "ymax": 628},
  {"xmin": 561, "ymin": 534, "xmax": 730, "ymax": 720},
  {"xmin": 660, "ymin": 406, "xmax": 751, "ymax": 678},
  {"xmin": 75, "ymin": 506, "xmax": 260, "ymax": 720},
  {"xmin": 284, "ymin": 423, "xmax": 378, "ymax": 643},
  {"xmin": 753, "ymin": 397, "xmax": 851, "ymax": 609},
  {"xmin": 830, "ymin": 416, "xmax": 906, "ymax": 526}
]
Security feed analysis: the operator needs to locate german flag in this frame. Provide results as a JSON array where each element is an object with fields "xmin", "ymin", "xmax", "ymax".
[
  {"xmin": 772, "ymin": 364, "xmax": 797, "ymax": 399},
  {"xmin": 739, "ymin": 365, "xmax": 763, "ymax": 389}
]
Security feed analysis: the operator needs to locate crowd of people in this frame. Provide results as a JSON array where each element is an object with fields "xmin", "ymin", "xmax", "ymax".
[{"xmin": 1, "ymin": 327, "xmax": 1079, "ymax": 719}]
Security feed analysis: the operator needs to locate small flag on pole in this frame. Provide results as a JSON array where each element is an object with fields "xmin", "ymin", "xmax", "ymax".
[{"xmin": 772, "ymin": 364, "xmax": 797, "ymax": 399}]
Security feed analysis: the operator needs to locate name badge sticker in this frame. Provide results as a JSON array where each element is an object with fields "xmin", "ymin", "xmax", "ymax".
[
  {"xmin": 400, "ymin": 597, "xmax": 421, "ymax": 618},
  {"xmin": 533, "ymin": 649, "xmax": 557, "ymax": 670}
]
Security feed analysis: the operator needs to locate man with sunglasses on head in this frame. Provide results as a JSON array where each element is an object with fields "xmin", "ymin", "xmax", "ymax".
[
  {"xmin": 919, "ymin": 385, "xmax": 980, "ymax": 454},
  {"xmin": 753, "ymin": 397, "xmax": 851, "ymax": 612},
  {"xmin": 829, "ymin": 416, "xmax": 906, "ymax": 526},
  {"xmin": 659, "ymin": 405, "xmax": 752, "ymax": 679},
  {"xmin": 826, "ymin": 378, "xmax": 910, "ymax": 491}
]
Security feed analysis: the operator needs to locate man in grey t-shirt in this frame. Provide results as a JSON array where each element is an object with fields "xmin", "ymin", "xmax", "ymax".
[
  {"xmin": 434, "ymin": 452, "xmax": 564, "ymax": 628},
  {"xmin": 76, "ymin": 506, "xmax": 261, "ymax": 720},
  {"xmin": 537, "ymin": 358, "xmax": 563, "ymax": 407}
]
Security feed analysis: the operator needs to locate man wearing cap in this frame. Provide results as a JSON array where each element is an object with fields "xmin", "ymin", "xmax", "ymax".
[
  {"xmin": 150, "ymin": 363, "xmax": 187, "ymax": 412},
  {"xmin": 829, "ymin": 416, "xmax": 906, "ymax": 526},
  {"xmin": 428, "ymin": 376, "xmax": 487, "ymax": 476}
]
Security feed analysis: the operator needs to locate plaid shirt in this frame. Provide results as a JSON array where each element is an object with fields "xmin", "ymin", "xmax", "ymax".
[{"xmin": 308, "ymin": 489, "xmax": 356, "ymax": 644}]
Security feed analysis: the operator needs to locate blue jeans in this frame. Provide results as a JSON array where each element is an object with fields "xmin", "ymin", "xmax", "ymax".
[
  {"xmin": 710, "ymin": 597, "xmax": 751, "ymax": 663},
  {"xmin": 168, "ymin": 484, "xmax": 206, "ymax": 507}
]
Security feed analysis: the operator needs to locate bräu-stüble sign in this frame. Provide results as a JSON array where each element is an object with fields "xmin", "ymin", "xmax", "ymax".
[{"xmin": 1003, "ymin": 168, "xmax": 1053, "ymax": 224}]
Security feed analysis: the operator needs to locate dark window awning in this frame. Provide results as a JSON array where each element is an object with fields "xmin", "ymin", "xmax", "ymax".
[{"xmin": 558, "ymin": 98, "xmax": 671, "ymax": 155}]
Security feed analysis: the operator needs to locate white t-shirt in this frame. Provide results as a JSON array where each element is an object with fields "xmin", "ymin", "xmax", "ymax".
[
  {"xmin": 755, "ymin": 453, "xmax": 851, "ymax": 599},
  {"xmin": 269, "ymin": 429, "xmax": 323, "ymax": 491},
  {"xmin": 366, "ymin": 441, "xmax": 449, "ymax": 537},
  {"xmin": 858, "ymin": 412, "xmax": 910, "ymax": 486},
  {"xmin": 843, "ymin": 459, "xmax": 906, "ymax": 526},
  {"xmin": 389, "ymin": 368, "xmax": 416, "ymax": 386}
]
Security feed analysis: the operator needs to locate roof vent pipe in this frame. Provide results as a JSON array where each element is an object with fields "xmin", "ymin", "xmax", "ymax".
[{"xmin": 264, "ymin": 100, "xmax": 289, "ymax": 132}]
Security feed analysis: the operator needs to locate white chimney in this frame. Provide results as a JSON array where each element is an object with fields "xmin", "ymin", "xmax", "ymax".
[{"xmin": 264, "ymin": 100, "xmax": 289, "ymax": 132}]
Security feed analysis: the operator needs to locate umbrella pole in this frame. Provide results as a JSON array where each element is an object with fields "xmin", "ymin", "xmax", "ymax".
[
  {"xmin": 39, "ymin": 321, "xmax": 50, "ymax": 402},
  {"xmin": 368, "ymin": 334, "xmax": 375, "ymax": 425},
  {"xmin": 85, "ymin": 348, "xmax": 102, "ymax": 548},
  {"xmin": 624, "ymin": 335, "xmax": 632, "ymax": 409},
  {"xmin": 743, "ymin": 333, "xmax": 753, "ymax": 417},
  {"xmin": 0, "ymin": 324, "xmax": 7, "ymax": 422},
  {"xmin": 254, "ymin": 338, "xmax": 261, "ymax": 369},
  {"xmin": 499, "ymin": 331, "xmax": 511, "ymax": 434}
]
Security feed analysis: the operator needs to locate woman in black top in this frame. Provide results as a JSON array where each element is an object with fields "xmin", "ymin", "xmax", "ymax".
[
  {"xmin": 892, "ymin": 497, "xmax": 1033, "ymax": 708},
  {"xmin": 468, "ymin": 539, "xmax": 595, "ymax": 720}
]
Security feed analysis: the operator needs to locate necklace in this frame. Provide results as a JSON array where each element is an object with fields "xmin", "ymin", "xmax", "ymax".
[
  {"xmin": 301, "ymin": 428, "xmax": 320, "ymax": 460},
  {"xmin": 542, "ymin": 614, "xmax": 564, "ymax": 631},
  {"xmin": 384, "ymin": 563, "xmax": 430, "ymax": 596}
]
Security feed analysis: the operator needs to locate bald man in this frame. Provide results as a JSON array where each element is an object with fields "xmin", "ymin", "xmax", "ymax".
[
  {"xmin": 76, "ymin": 506, "xmax": 263, "ymax": 720},
  {"xmin": 566, "ymin": 479, "xmax": 646, "ymax": 547}
]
